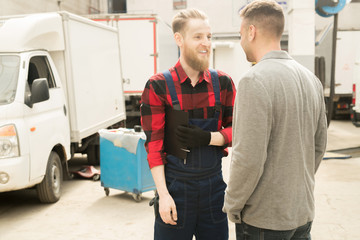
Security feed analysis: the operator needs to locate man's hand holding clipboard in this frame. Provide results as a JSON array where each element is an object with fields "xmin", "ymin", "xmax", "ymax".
[{"xmin": 164, "ymin": 107, "xmax": 189, "ymax": 159}]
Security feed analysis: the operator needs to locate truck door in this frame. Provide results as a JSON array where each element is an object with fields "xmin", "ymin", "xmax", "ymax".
[
  {"xmin": 23, "ymin": 55, "xmax": 68, "ymax": 181},
  {"xmin": 117, "ymin": 18, "xmax": 156, "ymax": 94}
]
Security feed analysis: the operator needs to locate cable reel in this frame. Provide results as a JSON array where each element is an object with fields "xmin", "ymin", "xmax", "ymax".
[{"xmin": 315, "ymin": 0, "xmax": 347, "ymax": 17}]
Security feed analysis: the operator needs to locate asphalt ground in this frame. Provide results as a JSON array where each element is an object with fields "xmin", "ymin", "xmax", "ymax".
[{"xmin": 0, "ymin": 119, "xmax": 360, "ymax": 240}]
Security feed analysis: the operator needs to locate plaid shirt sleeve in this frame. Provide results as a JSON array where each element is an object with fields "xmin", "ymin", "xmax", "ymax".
[
  {"xmin": 140, "ymin": 74, "xmax": 167, "ymax": 169},
  {"xmin": 218, "ymin": 71, "xmax": 236, "ymax": 147}
]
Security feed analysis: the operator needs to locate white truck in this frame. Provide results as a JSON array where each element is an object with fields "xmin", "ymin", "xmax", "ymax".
[
  {"xmin": 333, "ymin": 31, "xmax": 360, "ymax": 116},
  {"xmin": 0, "ymin": 12, "xmax": 125, "ymax": 203},
  {"xmin": 350, "ymin": 31, "xmax": 360, "ymax": 126},
  {"xmin": 86, "ymin": 14, "xmax": 179, "ymax": 127},
  {"xmin": 317, "ymin": 30, "xmax": 360, "ymax": 117}
]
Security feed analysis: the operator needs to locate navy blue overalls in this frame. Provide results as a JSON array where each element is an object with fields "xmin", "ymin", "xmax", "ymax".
[{"xmin": 154, "ymin": 69, "xmax": 228, "ymax": 240}]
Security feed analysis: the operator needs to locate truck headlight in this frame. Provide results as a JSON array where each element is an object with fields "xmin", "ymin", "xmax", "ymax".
[
  {"xmin": 0, "ymin": 125, "xmax": 19, "ymax": 158},
  {"xmin": 0, "ymin": 172, "xmax": 9, "ymax": 184}
]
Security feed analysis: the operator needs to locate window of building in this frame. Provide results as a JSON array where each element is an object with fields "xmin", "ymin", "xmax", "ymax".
[
  {"xmin": 173, "ymin": 0, "xmax": 187, "ymax": 10},
  {"xmin": 108, "ymin": 0, "xmax": 127, "ymax": 13}
]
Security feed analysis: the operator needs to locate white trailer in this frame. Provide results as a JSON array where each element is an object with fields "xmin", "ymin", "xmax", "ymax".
[
  {"xmin": 87, "ymin": 14, "xmax": 179, "ymax": 126},
  {"xmin": 316, "ymin": 30, "xmax": 360, "ymax": 117},
  {"xmin": 350, "ymin": 31, "xmax": 360, "ymax": 126},
  {"xmin": 0, "ymin": 12, "xmax": 125, "ymax": 202},
  {"xmin": 334, "ymin": 31, "xmax": 360, "ymax": 115}
]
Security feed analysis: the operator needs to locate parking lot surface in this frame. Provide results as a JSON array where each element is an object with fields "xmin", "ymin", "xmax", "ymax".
[{"xmin": 0, "ymin": 120, "xmax": 360, "ymax": 240}]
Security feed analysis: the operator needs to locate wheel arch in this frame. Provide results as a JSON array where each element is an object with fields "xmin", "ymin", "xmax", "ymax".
[{"xmin": 52, "ymin": 144, "xmax": 71, "ymax": 180}]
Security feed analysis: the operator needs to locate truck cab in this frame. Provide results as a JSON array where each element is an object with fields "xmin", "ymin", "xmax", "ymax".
[{"xmin": 0, "ymin": 51, "xmax": 70, "ymax": 203}]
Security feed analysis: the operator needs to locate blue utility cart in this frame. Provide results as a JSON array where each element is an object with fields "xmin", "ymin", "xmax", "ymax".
[{"xmin": 99, "ymin": 128, "xmax": 155, "ymax": 202}]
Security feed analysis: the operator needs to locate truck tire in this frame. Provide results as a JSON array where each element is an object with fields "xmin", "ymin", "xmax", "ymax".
[
  {"xmin": 36, "ymin": 152, "xmax": 62, "ymax": 203},
  {"xmin": 87, "ymin": 144, "xmax": 100, "ymax": 165}
]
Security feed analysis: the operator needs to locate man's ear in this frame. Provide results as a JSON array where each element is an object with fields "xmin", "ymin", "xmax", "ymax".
[
  {"xmin": 174, "ymin": 32, "xmax": 183, "ymax": 47},
  {"xmin": 248, "ymin": 24, "xmax": 256, "ymax": 41}
]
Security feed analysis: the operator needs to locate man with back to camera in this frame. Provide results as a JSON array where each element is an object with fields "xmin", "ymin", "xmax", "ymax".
[
  {"xmin": 141, "ymin": 8, "xmax": 236, "ymax": 240},
  {"xmin": 223, "ymin": 0, "xmax": 327, "ymax": 239}
]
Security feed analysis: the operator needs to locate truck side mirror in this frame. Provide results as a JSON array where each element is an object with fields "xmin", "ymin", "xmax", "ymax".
[{"xmin": 25, "ymin": 78, "xmax": 50, "ymax": 108}]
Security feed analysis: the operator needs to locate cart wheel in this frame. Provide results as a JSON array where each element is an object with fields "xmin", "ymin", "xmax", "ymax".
[
  {"xmin": 92, "ymin": 174, "xmax": 100, "ymax": 181},
  {"xmin": 132, "ymin": 193, "xmax": 142, "ymax": 202},
  {"xmin": 104, "ymin": 187, "xmax": 110, "ymax": 196}
]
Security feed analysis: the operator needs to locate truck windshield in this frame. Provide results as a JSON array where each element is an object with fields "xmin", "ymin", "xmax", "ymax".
[{"xmin": 0, "ymin": 55, "xmax": 20, "ymax": 105}]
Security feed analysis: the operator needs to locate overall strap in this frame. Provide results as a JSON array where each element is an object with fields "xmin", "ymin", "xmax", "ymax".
[
  {"xmin": 163, "ymin": 70, "xmax": 181, "ymax": 110},
  {"xmin": 209, "ymin": 69, "xmax": 221, "ymax": 119}
]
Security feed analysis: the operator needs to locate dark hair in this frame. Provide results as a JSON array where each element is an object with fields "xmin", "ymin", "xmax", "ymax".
[{"xmin": 240, "ymin": 0, "xmax": 284, "ymax": 38}]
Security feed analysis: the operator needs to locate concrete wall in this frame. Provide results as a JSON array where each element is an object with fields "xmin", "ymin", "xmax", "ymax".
[
  {"xmin": 2, "ymin": 0, "xmax": 358, "ymax": 35},
  {"xmin": 0, "ymin": 0, "xmax": 108, "ymax": 16},
  {"xmin": 126, "ymin": 0, "xmax": 237, "ymax": 33},
  {"xmin": 3, "ymin": 0, "xmax": 358, "ymax": 78},
  {"xmin": 126, "ymin": 0, "xmax": 290, "ymax": 35},
  {"xmin": 287, "ymin": 0, "xmax": 315, "ymax": 71}
]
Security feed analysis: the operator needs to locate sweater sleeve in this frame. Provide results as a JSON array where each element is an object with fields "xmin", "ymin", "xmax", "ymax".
[
  {"xmin": 314, "ymin": 84, "xmax": 327, "ymax": 172},
  {"xmin": 223, "ymin": 76, "xmax": 272, "ymax": 223}
]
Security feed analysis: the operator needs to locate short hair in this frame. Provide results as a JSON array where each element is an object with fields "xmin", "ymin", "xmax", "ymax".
[
  {"xmin": 172, "ymin": 8, "xmax": 208, "ymax": 34},
  {"xmin": 240, "ymin": 0, "xmax": 284, "ymax": 38}
]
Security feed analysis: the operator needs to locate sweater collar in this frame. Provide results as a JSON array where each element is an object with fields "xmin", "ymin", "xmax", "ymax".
[{"xmin": 260, "ymin": 50, "xmax": 293, "ymax": 62}]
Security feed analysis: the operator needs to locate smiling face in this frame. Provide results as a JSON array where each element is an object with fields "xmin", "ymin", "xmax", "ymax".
[{"xmin": 177, "ymin": 18, "xmax": 212, "ymax": 72}]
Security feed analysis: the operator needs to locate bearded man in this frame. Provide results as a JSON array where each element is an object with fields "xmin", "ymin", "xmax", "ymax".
[{"xmin": 141, "ymin": 8, "xmax": 236, "ymax": 240}]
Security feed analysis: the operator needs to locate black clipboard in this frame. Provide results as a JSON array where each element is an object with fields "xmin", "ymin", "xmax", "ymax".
[{"xmin": 164, "ymin": 106, "xmax": 189, "ymax": 159}]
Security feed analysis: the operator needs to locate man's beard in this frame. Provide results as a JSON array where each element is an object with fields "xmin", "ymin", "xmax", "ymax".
[{"xmin": 184, "ymin": 45, "xmax": 210, "ymax": 72}]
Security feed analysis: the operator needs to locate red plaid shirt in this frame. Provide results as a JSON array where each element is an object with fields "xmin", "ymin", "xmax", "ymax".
[{"xmin": 141, "ymin": 60, "xmax": 236, "ymax": 168}]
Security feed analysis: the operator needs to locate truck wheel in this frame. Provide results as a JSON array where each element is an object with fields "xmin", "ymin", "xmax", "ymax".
[
  {"xmin": 36, "ymin": 152, "xmax": 63, "ymax": 203},
  {"xmin": 87, "ymin": 145, "xmax": 100, "ymax": 165}
]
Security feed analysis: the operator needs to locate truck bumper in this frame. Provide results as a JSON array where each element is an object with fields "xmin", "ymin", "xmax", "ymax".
[
  {"xmin": 351, "ymin": 109, "xmax": 360, "ymax": 127},
  {"xmin": 0, "ymin": 155, "xmax": 31, "ymax": 192},
  {"xmin": 335, "ymin": 102, "xmax": 351, "ymax": 115},
  {"xmin": 334, "ymin": 96, "xmax": 352, "ymax": 115}
]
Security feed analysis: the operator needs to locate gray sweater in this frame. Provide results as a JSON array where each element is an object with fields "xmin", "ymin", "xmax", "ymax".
[{"xmin": 223, "ymin": 51, "xmax": 327, "ymax": 230}]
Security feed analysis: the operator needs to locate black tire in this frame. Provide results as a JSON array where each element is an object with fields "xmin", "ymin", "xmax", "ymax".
[
  {"xmin": 92, "ymin": 174, "xmax": 100, "ymax": 181},
  {"xmin": 87, "ymin": 144, "xmax": 100, "ymax": 165},
  {"xmin": 36, "ymin": 152, "xmax": 62, "ymax": 203}
]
